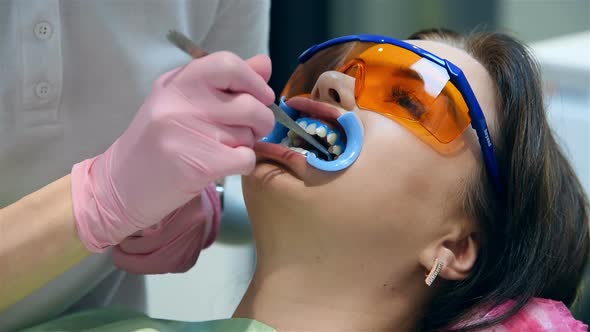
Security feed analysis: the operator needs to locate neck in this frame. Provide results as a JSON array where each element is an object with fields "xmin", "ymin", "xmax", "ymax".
[{"xmin": 234, "ymin": 252, "xmax": 427, "ymax": 331}]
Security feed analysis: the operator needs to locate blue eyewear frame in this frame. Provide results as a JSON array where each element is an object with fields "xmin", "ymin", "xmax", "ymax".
[{"xmin": 296, "ymin": 34, "xmax": 503, "ymax": 195}]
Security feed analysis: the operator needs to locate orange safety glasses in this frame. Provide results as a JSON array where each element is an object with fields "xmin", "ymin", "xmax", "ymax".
[
  {"xmin": 282, "ymin": 42, "xmax": 471, "ymax": 144},
  {"xmin": 281, "ymin": 36, "xmax": 502, "ymax": 195}
]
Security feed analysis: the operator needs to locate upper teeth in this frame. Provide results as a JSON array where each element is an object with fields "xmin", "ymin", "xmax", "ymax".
[
  {"xmin": 328, "ymin": 145, "xmax": 342, "ymax": 156},
  {"xmin": 280, "ymin": 117, "xmax": 346, "ymax": 158},
  {"xmin": 326, "ymin": 133, "xmax": 337, "ymax": 145}
]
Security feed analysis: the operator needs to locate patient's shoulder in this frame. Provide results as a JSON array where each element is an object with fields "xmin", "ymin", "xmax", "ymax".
[{"xmin": 449, "ymin": 298, "xmax": 588, "ymax": 332}]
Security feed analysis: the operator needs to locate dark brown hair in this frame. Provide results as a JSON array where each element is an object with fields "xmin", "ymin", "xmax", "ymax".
[{"xmin": 408, "ymin": 29, "xmax": 589, "ymax": 331}]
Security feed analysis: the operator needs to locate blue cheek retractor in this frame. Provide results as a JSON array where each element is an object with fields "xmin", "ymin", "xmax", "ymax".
[{"xmin": 262, "ymin": 97, "xmax": 364, "ymax": 171}]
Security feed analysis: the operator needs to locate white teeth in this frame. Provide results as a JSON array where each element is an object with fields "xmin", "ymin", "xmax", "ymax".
[
  {"xmin": 297, "ymin": 121, "xmax": 308, "ymax": 129},
  {"xmin": 328, "ymin": 145, "xmax": 342, "ymax": 156},
  {"xmin": 291, "ymin": 137, "xmax": 303, "ymax": 147},
  {"xmin": 289, "ymin": 147, "xmax": 308, "ymax": 155},
  {"xmin": 287, "ymin": 130, "xmax": 297, "ymax": 138},
  {"xmin": 305, "ymin": 123, "xmax": 317, "ymax": 134},
  {"xmin": 315, "ymin": 126, "xmax": 327, "ymax": 138},
  {"xmin": 327, "ymin": 133, "xmax": 338, "ymax": 145}
]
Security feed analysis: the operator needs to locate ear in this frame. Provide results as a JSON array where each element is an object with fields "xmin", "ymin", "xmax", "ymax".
[{"xmin": 420, "ymin": 225, "xmax": 478, "ymax": 283}]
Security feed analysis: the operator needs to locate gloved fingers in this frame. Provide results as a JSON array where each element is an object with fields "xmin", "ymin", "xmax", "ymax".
[
  {"xmin": 190, "ymin": 120, "xmax": 256, "ymax": 148},
  {"xmin": 160, "ymin": 54, "xmax": 272, "ymax": 90},
  {"xmin": 177, "ymin": 142, "xmax": 257, "ymax": 179},
  {"xmin": 116, "ymin": 212, "xmax": 181, "ymax": 255},
  {"xmin": 155, "ymin": 66, "xmax": 184, "ymax": 87},
  {"xmin": 201, "ymin": 182, "xmax": 222, "ymax": 249},
  {"xmin": 223, "ymin": 146, "xmax": 257, "ymax": 175},
  {"xmin": 161, "ymin": 111, "xmax": 256, "ymax": 148},
  {"xmin": 114, "ymin": 195, "xmax": 210, "ymax": 274},
  {"xmin": 113, "ymin": 222, "xmax": 205, "ymax": 274},
  {"xmin": 174, "ymin": 51, "xmax": 275, "ymax": 106},
  {"xmin": 203, "ymin": 92, "xmax": 275, "ymax": 140},
  {"xmin": 245, "ymin": 54, "xmax": 273, "ymax": 83}
]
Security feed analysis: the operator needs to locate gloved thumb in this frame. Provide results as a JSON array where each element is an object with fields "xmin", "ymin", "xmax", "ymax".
[{"xmin": 245, "ymin": 54, "xmax": 273, "ymax": 83}]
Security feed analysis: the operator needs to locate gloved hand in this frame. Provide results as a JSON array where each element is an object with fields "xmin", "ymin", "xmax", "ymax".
[
  {"xmin": 113, "ymin": 183, "xmax": 221, "ymax": 274},
  {"xmin": 71, "ymin": 52, "xmax": 275, "ymax": 252}
]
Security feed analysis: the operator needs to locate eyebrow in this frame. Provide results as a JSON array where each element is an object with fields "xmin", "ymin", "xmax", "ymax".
[
  {"xmin": 391, "ymin": 67, "xmax": 423, "ymax": 82},
  {"xmin": 391, "ymin": 67, "xmax": 459, "ymax": 117}
]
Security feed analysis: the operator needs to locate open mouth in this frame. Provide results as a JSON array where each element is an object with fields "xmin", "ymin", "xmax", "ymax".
[
  {"xmin": 259, "ymin": 96, "xmax": 363, "ymax": 173},
  {"xmin": 280, "ymin": 117, "xmax": 346, "ymax": 159},
  {"xmin": 280, "ymin": 97, "xmax": 347, "ymax": 160}
]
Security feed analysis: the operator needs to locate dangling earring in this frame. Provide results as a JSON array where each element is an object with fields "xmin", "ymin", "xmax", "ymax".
[{"xmin": 425, "ymin": 258, "xmax": 445, "ymax": 286}]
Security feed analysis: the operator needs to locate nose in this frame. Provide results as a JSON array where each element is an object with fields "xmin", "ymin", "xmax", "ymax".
[{"xmin": 310, "ymin": 71, "xmax": 356, "ymax": 111}]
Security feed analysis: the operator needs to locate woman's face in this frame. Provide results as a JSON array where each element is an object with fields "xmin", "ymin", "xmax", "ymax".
[{"xmin": 243, "ymin": 40, "xmax": 497, "ymax": 271}]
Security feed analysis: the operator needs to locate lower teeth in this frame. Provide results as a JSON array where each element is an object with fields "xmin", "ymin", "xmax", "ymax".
[
  {"xmin": 280, "ymin": 130, "xmax": 343, "ymax": 160},
  {"xmin": 288, "ymin": 147, "xmax": 308, "ymax": 155}
]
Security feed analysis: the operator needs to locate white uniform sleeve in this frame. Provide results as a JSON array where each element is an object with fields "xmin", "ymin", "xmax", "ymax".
[{"xmin": 198, "ymin": 0, "xmax": 271, "ymax": 57}]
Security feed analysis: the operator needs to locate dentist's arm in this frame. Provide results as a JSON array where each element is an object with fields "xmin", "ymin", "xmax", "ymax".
[
  {"xmin": 0, "ymin": 52, "xmax": 275, "ymax": 309},
  {"xmin": 0, "ymin": 175, "xmax": 88, "ymax": 311}
]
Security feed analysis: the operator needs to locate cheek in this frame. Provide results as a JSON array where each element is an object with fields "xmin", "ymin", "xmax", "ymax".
[
  {"xmin": 326, "ymin": 112, "xmax": 475, "ymax": 225},
  {"xmin": 317, "ymin": 114, "xmax": 439, "ymax": 221},
  {"xmin": 363, "ymin": 113, "xmax": 439, "ymax": 191}
]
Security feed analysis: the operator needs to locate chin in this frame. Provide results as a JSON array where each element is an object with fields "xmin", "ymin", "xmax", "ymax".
[
  {"xmin": 242, "ymin": 160, "xmax": 342, "ymax": 221},
  {"xmin": 241, "ymin": 161, "xmax": 308, "ymax": 229}
]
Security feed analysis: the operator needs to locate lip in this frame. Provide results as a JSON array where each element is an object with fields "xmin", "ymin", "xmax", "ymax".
[
  {"xmin": 254, "ymin": 141, "xmax": 311, "ymax": 179},
  {"xmin": 286, "ymin": 96, "xmax": 344, "ymax": 123}
]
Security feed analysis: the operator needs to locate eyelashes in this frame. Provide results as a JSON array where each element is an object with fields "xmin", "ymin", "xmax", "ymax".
[{"xmin": 390, "ymin": 86, "xmax": 426, "ymax": 119}]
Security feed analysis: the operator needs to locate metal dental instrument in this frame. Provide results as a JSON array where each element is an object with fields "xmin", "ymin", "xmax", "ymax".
[
  {"xmin": 166, "ymin": 29, "xmax": 333, "ymax": 161},
  {"xmin": 267, "ymin": 103, "xmax": 332, "ymax": 160}
]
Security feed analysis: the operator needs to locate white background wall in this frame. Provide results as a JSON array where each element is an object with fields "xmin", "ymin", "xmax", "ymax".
[
  {"xmin": 532, "ymin": 31, "xmax": 590, "ymax": 197},
  {"xmin": 499, "ymin": 0, "xmax": 589, "ymax": 42}
]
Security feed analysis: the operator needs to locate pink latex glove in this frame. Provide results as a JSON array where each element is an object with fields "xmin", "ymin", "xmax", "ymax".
[
  {"xmin": 112, "ymin": 183, "xmax": 221, "ymax": 274},
  {"xmin": 72, "ymin": 52, "xmax": 275, "ymax": 252},
  {"xmin": 448, "ymin": 298, "xmax": 588, "ymax": 331}
]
